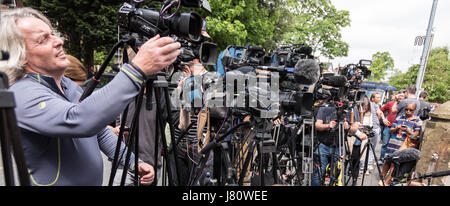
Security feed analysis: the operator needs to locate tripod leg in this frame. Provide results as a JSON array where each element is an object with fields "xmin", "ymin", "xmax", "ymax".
[
  {"xmin": 108, "ymin": 105, "xmax": 130, "ymax": 186},
  {"xmin": 163, "ymin": 87, "xmax": 182, "ymax": 185},
  {"xmin": 153, "ymin": 110, "xmax": 161, "ymax": 186},
  {"xmin": 120, "ymin": 87, "xmax": 145, "ymax": 186},
  {"xmin": 368, "ymin": 141, "xmax": 386, "ymax": 186},
  {"xmin": 238, "ymin": 140, "xmax": 256, "ymax": 186},
  {"xmin": 259, "ymin": 141, "xmax": 264, "ymax": 186},
  {"xmin": 272, "ymin": 152, "xmax": 279, "ymax": 184},
  {"xmin": 5, "ymin": 109, "xmax": 30, "ymax": 186},
  {"xmin": 361, "ymin": 143, "xmax": 370, "ymax": 186},
  {"xmin": 0, "ymin": 110, "xmax": 15, "ymax": 186},
  {"xmin": 154, "ymin": 88, "xmax": 174, "ymax": 186}
]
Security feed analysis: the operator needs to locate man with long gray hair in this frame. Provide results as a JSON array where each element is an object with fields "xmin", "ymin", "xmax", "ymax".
[{"xmin": 0, "ymin": 7, "xmax": 181, "ymax": 186}]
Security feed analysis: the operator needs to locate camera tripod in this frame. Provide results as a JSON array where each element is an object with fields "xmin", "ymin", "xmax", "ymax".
[
  {"xmin": 276, "ymin": 117, "xmax": 315, "ymax": 186},
  {"xmin": 236, "ymin": 115, "xmax": 279, "ymax": 186},
  {"xmin": 112, "ymin": 58, "xmax": 181, "ymax": 186},
  {"xmin": 298, "ymin": 118, "xmax": 315, "ymax": 186},
  {"xmin": 344, "ymin": 131, "xmax": 385, "ymax": 186},
  {"xmin": 188, "ymin": 120, "xmax": 251, "ymax": 186},
  {"xmin": 0, "ymin": 71, "xmax": 30, "ymax": 186}
]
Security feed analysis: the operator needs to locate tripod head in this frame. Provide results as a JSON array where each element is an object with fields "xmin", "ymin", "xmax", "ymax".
[{"xmin": 361, "ymin": 125, "xmax": 375, "ymax": 139}]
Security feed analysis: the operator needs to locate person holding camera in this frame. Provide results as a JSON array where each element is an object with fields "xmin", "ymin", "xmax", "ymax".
[
  {"xmin": 418, "ymin": 90, "xmax": 433, "ymax": 120},
  {"xmin": 0, "ymin": 7, "xmax": 181, "ymax": 185},
  {"xmin": 173, "ymin": 58, "xmax": 211, "ymax": 185},
  {"xmin": 311, "ymin": 101, "xmax": 367, "ymax": 186},
  {"xmin": 358, "ymin": 97, "xmax": 389, "ymax": 173}
]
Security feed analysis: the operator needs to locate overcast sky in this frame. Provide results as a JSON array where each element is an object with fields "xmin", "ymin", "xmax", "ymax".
[{"xmin": 329, "ymin": 0, "xmax": 450, "ymax": 74}]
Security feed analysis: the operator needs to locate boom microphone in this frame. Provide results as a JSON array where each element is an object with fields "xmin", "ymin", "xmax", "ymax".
[
  {"xmin": 321, "ymin": 75, "xmax": 348, "ymax": 87},
  {"xmin": 419, "ymin": 170, "xmax": 450, "ymax": 179},
  {"xmin": 386, "ymin": 148, "xmax": 421, "ymax": 163},
  {"xmin": 293, "ymin": 59, "xmax": 320, "ymax": 85}
]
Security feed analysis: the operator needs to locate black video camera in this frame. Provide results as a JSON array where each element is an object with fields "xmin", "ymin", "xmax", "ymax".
[
  {"xmin": 362, "ymin": 125, "xmax": 375, "ymax": 139},
  {"xmin": 339, "ymin": 59, "xmax": 372, "ymax": 90},
  {"xmin": 271, "ymin": 44, "xmax": 313, "ymax": 68},
  {"xmin": 221, "ymin": 44, "xmax": 267, "ymax": 70},
  {"xmin": 117, "ymin": 0, "xmax": 217, "ymax": 65}
]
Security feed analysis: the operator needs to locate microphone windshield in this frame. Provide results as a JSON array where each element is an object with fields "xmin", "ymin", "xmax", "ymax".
[
  {"xmin": 391, "ymin": 148, "xmax": 420, "ymax": 163},
  {"xmin": 293, "ymin": 59, "xmax": 320, "ymax": 85},
  {"xmin": 322, "ymin": 75, "xmax": 347, "ymax": 87}
]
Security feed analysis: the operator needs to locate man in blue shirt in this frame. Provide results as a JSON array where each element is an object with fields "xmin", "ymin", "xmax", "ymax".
[{"xmin": 0, "ymin": 7, "xmax": 181, "ymax": 185}]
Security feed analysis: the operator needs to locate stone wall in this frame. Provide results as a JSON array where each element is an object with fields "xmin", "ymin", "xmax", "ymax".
[{"xmin": 414, "ymin": 101, "xmax": 450, "ymax": 185}]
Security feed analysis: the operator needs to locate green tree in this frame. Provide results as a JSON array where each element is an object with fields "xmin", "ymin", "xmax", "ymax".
[
  {"xmin": 206, "ymin": 0, "xmax": 282, "ymax": 50},
  {"xmin": 367, "ymin": 51, "xmax": 395, "ymax": 82},
  {"xmin": 389, "ymin": 47, "xmax": 450, "ymax": 103},
  {"xmin": 281, "ymin": 0, "xmax": 351, "ymax": 59},
  {"xmin": 22, "ymin": 0, "xmax": 351, "ymax": 67}
]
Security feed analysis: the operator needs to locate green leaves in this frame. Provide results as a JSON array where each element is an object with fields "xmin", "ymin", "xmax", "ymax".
[
  {"xmin": 23, "ymin": 0, "xmax": 351, "ymax": 67},
  {"xmin": 368, "ymin": 51, "xmax": 395, "ymax": 82},
  {"xmin": 281, "ymin": 0, "xmax": 350, "ymax": 59},
  {"xmin": 389, "ymin": 47, "xmax": 450, "ymax": 103}
]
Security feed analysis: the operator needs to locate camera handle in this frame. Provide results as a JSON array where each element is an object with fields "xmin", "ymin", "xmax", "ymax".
[{"xmin": 79, "ymin": 34, "xmax": 137, "ymax": 102}]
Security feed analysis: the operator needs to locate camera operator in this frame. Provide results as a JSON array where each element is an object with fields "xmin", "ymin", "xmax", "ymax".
[
  {"xmin": 311, "ymin": 91, "xmax": 367, "ymax": 186},
  {"xmin": 0, "ymin": 7, "xmax": 181, "ymax": 186},
  {"xmin": 173, "ymin": 58, "xmax": 211, "ymax": 185}
]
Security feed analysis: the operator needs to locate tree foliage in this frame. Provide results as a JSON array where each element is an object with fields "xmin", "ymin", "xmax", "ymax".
[
  {"xmin": 389, "ymin": 47, "xmax": 450, "ymax": 103},
  {"xmin": 281, "ymin": 0, "xmax": 351, "ymax": 59},
  {"xmin": 205, "ymin": 0, "xmax": 282, "ymax": 51},
  {"xmin": 22, "ymin": 0, "xmax": 350, "ymax": 67},
  {"xmin": 23, "ymin": 0, "xmax": 121, "ymax": 68},
  {"xmin": 367, "ymin": 51, "xmax": 394, "ymax": 82}
]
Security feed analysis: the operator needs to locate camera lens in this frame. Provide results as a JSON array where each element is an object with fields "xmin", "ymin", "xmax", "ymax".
[{"xmin": 171, "ymin": 12, "xmax": 202, "ymax": 41}]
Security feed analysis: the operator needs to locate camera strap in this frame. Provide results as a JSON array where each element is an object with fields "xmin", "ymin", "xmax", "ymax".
[{"xmin": 196, "ymin": 106, "xmax": 211, "ymax": 153}]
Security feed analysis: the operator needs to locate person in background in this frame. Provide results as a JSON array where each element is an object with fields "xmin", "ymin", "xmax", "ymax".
[
  {"xmin": 418, "ymin": 90, "xmax": 433, "ymax": 117},
  {"xmin": 379, "ymin": 91, "xmax": 405, "ymax": 162},
  {"xmin": 174, "ymin": 59, "xmax": 210, "ymax": 186},
  {"xmin": 392, "ymin": 85, "xmax": 421, "ymax": 118},
  {"xmin": 358, "ymin": 97, "xmax": 389, "ymax": 173},
  {"xmin": 312, "ymin": 97, "xmax": 367, "ymax": 186},
  {"xmin": 63, "ymin": 55, "xmax": 87, "ymax": 86},
  {"xmin": 370, "ymin": 92, "xmax": 382, "ymax": 108},
  {"xmin": 381, "ymin": 102, "xmax": 422, "ymax": 185}
]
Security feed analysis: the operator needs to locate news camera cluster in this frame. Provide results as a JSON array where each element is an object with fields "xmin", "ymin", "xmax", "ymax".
[{"xmin": 105, "ymin": 0, "xmax": 375, "ymax": 186}]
